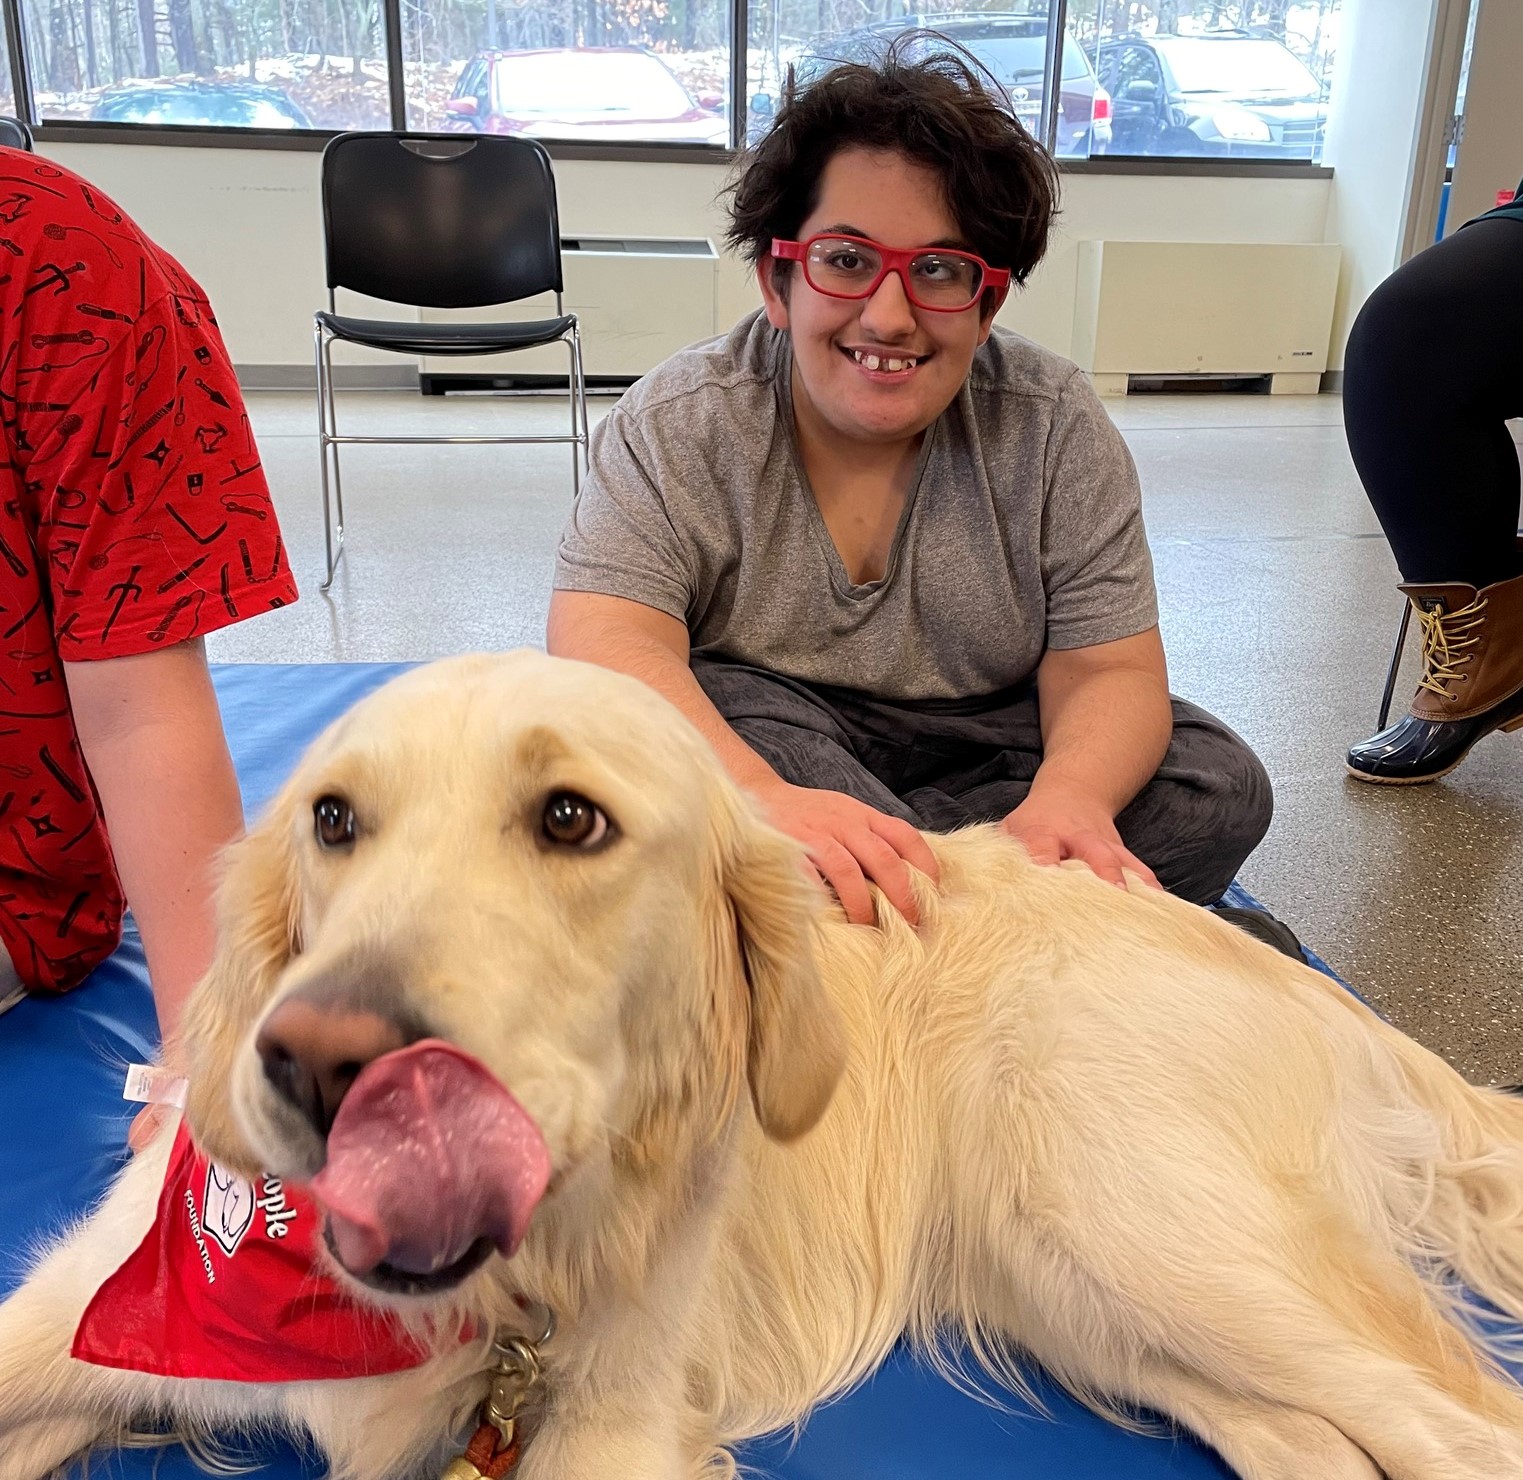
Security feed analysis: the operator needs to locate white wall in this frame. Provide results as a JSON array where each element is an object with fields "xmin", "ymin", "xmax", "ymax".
[
  {"xmin": 44, "ymin": 139, "xmax": 1333, "ymax": 373},
  {"xmin": 44, "ymin": 142, "xmax": 744, "ymax": 369},
  {"xmin": 1007, "ymin": 172, "xmax": 1331, "ymax": 360},
  {"xmin": 1319, "ymin": 0, "xmax": 1459, "ymax": 364}
]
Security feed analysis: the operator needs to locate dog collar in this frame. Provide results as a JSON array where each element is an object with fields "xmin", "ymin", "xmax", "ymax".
[{"xmin": 445, "ymin": 1306, "xmax": 555, "ymax": 1479}]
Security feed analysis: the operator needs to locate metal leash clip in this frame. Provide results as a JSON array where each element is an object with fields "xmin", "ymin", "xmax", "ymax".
[
  {"xmin": 441, "ymin": 1307, "xmax": 556, "ymax": 1480},
  {"xmin": 483, "ymin": 1333, "xmax": 543, "ymax": 1447}
]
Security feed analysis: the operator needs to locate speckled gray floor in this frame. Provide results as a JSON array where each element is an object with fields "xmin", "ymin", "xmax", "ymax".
[{"xmin": 210, "ymin": 389, "xmax": 1523, "ymax": 1084}]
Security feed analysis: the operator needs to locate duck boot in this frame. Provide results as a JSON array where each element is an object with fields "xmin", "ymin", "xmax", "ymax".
[{"xmin": 1347, "ymin": 569, "xmax": 1523, "ymax": 784}]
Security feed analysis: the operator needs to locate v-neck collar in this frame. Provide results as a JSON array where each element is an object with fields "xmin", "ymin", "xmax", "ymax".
[{"xmin": 775, "ymin": 338, "xmax": 940, "ymax": 602}]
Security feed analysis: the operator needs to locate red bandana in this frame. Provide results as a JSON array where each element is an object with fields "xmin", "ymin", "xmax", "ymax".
[{"xmin": 72, "ymin": 1123, "xmax": 433, "ymax": 1383}]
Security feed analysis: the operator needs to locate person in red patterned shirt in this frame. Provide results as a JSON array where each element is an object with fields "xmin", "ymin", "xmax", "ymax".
[{"xmin": 0, "ymin": 147, "xmax": 297, "ymax": 1056}]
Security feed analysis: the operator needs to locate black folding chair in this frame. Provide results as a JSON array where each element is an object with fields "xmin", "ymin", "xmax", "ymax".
[
  {"xmin": 315, "ymin": 132, "xmax": 588, "ymax": 589},
  {"xmin": 1375, "ymin": 599, "xmax": 1413, "ymax": 733},
  {"xmin": 0, "ymin": 117, "xmax": 34, "ymax": 151}
]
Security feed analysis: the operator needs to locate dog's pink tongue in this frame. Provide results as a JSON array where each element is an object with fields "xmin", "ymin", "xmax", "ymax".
[{"xmin": 308, "ymin": 1040, "xmax": 550, "ymax": 1279}]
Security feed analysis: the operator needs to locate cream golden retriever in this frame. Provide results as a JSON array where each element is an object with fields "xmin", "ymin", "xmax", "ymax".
[{"xmin": 3, "ymin": 650, "xmax": 1523, "ymax": 1480}]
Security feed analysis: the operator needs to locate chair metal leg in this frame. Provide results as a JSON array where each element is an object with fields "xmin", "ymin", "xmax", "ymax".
[
  {"xmin": 316, "ymin": 325, "xmax": 348, "ymax": 591},
  {"xmin": 318, "ymin": 312, "xmax": 593, "ymax": 587},
  {"xmin": 565, "ymin": 332, "xmax": 580, "ymax": 499},
  {"xmin": 568, "ymin": 321, "xmax": 589, "ymax": 500},
  {"xmin": 324, "ymin": 337, "xmax": 348, "ymax": 550},
  {"xmin": 315, "ymin": 321, "xmax": 341, "ymax": 591},
  {"xmin": 1377, "ymin": 597, "xmax": 1413, "ymax": 732}
]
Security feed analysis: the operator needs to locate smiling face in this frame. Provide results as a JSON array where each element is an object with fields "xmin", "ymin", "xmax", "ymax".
[{"xmin": 758, "ymin": 147, "xmax": 1004, "ymax": 454}]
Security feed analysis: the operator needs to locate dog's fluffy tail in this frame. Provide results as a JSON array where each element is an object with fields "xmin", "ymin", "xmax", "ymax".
[{"xmin": 1361, "ymin": 1014, "xmax": 1523, "ymax": 1367}]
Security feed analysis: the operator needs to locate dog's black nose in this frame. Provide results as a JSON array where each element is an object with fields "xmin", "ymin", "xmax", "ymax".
[{"xmin": 256, "ymin": 997, "xmax": 409, "ymax": 1137}]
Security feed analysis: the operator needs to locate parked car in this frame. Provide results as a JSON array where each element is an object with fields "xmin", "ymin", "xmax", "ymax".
[
  {"xmin": 90, "ymin": 80, "xmax": 312, "ymax": 129},
  {"xmin": 1092, "ymin": 30, "xmax": 1325, "ymax": 159},
  {"xmin": 754, "ymin": 14, "xmax": 1111, "ymax": 155},
  {"xmin": 444, "ymin": 49, "xmax": 727, "ymax": 145}
]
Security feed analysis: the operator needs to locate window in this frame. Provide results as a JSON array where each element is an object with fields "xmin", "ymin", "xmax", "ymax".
[
  {"xmin": 401, "ymin": 0, "xmax": 731, "ymax": 144},
  {"xmin": 1448, "ymin": 0, "xmax": 1480, "ymax": 172},
  {"xmin": 746, "ymin": 2, "xmax": 1337, "ymax": 164},
  {"xmin": 745, "ymin": 8, "xmax": 1110, "ymax": 158},
  {"xmin": 21, "ymin": 0, "xmax": 390, "ymax": 129},
  {"xmin": 1, "ymin": 0, "xmax": 1343, "ymax": 154},
  {"xmin": 1069, "ymin": 0, "xmax": 1341, "ymax": 162},
  {"xmin": 0, "ymin": 21, "xmax": 14, "ymax": 116}
]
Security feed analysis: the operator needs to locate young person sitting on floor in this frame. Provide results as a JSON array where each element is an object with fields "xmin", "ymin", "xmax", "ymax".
[
  {"xmin": 0, "ymin": 147, "xmax": 297, "ymax": 1056},
  {"xmin": 548, "ymin": 42, "xmax": 1291, "ymax": 950}
]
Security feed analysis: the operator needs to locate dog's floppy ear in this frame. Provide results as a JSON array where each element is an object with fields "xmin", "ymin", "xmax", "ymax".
[
  {"xmin": 721, "ymin": 801, "xmax": 845, "ymax": 1142},
  {"xmin": 178, "ymin": 794, "xmax": 303, "ymax": 1170}
]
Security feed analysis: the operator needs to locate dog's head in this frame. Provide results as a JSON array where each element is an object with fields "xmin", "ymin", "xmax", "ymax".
[{"xmin": 179, "ymin": 652, "xmax": 844, "ymax": 1300}]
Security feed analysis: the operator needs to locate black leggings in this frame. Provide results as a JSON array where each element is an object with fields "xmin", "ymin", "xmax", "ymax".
[{"xmin": 1343, "ymin": 216, "xmax": 1523, "ymax": 587}]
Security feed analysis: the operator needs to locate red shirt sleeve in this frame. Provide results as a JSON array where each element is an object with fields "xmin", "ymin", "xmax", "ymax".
[{"xmin": 11, "ymin": 174, "xmax": 297, "ymax": 659}]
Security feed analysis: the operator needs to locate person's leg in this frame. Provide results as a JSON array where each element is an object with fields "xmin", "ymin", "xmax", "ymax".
[
  {"xmin": 936, "ymin": 699, "xmax": 1270, "ymax": 907},
  {"xmin": 1344, "ymin": 219, "xmax": 1523, "ymax": 783},
  {"xmin": 825, "ymin": 683, "xmax": 1273, "ymax": 907},
  {"xmin": 695, "ymin": 662, "xmax": 1282, "ymax": 936},
  {"xmin": 1343, "ymin": 217, "xmax": 1523, "ymax": 587},
  {"xmin": 688, "ymin": 657, "xmax": 921, "ymax": 824},
  {"xmin": 1112, "ymin": 701, "xmax": 1274, "ymax": 906}
]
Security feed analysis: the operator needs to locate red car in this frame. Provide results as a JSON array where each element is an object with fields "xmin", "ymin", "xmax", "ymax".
[{"xmin": 443, "ymin": 48, "xmax": 728, "ymax": 144}]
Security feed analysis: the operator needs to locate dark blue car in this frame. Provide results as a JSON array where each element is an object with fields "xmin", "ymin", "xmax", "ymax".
[{"xmin": 1093, "ymin": 31, "xmax": 1326, "ymax": 159}]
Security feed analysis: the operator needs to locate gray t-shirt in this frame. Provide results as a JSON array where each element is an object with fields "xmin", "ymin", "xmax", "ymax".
[{"xmin": 554, "ymin": 310, "xmax": 1157, "ymax": 702}]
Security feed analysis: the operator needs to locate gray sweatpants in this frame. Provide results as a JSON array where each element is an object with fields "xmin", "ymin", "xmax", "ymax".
[{"xmin": 692, "ymin": 657, "xmax": 1273, "ymax": 907}]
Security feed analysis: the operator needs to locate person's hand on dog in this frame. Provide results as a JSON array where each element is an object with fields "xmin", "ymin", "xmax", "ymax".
[
  {"xmin": 755, "ymin": 779, "xmax": 939, "ymax": 927},
  {"xmin": 1002, "ymin": 784, "xmax": 1160, "ymax": 891}
]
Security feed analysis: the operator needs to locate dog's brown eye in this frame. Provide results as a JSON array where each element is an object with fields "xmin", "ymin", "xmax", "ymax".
[
  {"xmin": 542, "ymin": 792, "xmax": 609, "ymax": 849},
  {"xmin": 313, "ymin": 794, "xmax": 357, "ymax": 849}
]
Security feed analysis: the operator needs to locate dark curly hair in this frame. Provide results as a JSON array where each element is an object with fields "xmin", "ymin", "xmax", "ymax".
[{"xmin": 724, "ymin": 33, "xmax": 1060, "ymax": 294}]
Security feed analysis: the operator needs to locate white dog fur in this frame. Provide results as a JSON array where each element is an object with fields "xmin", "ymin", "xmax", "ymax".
[{"xmin": 3, "ymin": 650, "xmax": 1523, "ymax": 1480}]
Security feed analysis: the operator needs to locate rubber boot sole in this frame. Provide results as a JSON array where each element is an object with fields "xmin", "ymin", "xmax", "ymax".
[{"xmin": 1345, "ymin": 711, "xmax": 1523, "ymax": 786}]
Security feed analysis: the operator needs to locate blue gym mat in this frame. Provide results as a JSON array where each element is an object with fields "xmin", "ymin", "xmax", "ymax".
[{"xmin": 0, "ymin": 663, "xmax": 1434, "ymax": 1478}]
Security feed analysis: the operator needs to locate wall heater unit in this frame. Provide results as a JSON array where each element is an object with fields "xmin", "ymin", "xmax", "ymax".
[{"xmin": 1071, "ymin": 240, "xmax": 1341, "ymax": 396}]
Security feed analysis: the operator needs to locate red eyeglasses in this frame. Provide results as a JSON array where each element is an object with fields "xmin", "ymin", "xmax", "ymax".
[{"xmin": 771, "ymin": 234, "xmax": 1011, "ymax": 312}]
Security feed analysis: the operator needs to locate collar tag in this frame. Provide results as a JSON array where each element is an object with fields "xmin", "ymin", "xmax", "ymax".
[{"xmin": 123, "ymin": 1063, "xmax": 189, "ymax": 1110}]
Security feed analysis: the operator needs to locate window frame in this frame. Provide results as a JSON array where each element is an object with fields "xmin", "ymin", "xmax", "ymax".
[{"xmin": 3, "ymin": 0, "xmax": 1335, "ymax": 178}]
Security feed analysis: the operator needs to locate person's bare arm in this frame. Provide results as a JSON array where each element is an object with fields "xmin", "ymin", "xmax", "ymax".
[
  {"xmin": 546, "ymin": 590, "xmax": 937, "ymax": 924},
  {"xmin": 547, "ymin": 590, "xmax": 777, "ymax": 793},
  {"xmin": 64, "ymin": 638, "xmax": 243, "ymax": 1052},
  {"xmin": 1002, "ymin": 626, "xmax": 1172, "ymax": 887}
]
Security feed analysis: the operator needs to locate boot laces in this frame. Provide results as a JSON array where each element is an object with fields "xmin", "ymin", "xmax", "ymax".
[{"xmin": 1415, "ymin": 595, "xmax": 1487, "ymax": 698}]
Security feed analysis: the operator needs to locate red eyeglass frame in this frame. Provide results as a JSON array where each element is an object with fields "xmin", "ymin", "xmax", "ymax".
[{"xmin": 770, "ymin": 234, "xmax": 1012, "ymax": 312}]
